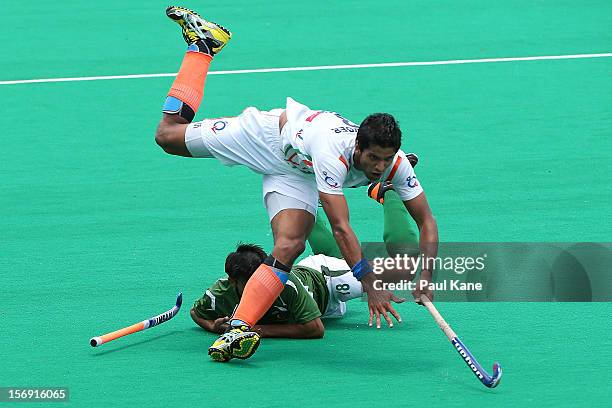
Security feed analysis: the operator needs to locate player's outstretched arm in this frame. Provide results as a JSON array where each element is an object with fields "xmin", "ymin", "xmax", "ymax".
[
  {"xmin": 191, "ymin": 309, "xmax": 325, "ymax": 339},
  {"xmin": 319, "ymin": 192, "xmax": 405, "ymax": 328},
  {"xmin": 253, "ymin": 318, "xmax": 325, "ymax": 339},
  {"xmin": 403, "ymin": 192, "xmax": 439, "ymax": 304},
  {"xmin": 190, "ymin": 309, "xmax": 229, "ymax": 333}
]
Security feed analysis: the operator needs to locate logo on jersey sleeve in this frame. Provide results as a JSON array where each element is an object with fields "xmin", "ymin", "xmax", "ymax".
[
  {"xmin": 211, "ymin": 120, "xmax": 228, "ymax": 134},
  {"xmin": 322, "ymin": 171, "xmax": 340, "ymax": 188},
  {"xmin": 406, "ymin": 175, "xmax": 420, "ymax": 188}
]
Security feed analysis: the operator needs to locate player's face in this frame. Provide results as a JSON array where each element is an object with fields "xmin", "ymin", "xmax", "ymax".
[{"xmin": 356, "ymin": 145, "xmax": 397, "ymax": 181}]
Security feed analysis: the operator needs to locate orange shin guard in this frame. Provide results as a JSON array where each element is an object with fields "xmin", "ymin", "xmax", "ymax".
[
  {"xmin": 233, "ymin": 264, "xmax": 285, "ymax": 327},
  {"xmin": 167, "ymin": 51, "xmax": 212, "ymax": 114}
]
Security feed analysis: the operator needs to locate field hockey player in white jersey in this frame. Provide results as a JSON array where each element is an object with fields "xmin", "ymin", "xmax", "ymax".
[{"xmin": 154, "ymin": 6, "xmax": 439, "ymax": 362}]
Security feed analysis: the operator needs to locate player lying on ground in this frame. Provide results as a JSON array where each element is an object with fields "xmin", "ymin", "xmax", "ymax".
[
  {"xmin": 190, "ymin": 184, "xmax": 420, "ymax": 339},
  {"xmin": 191, "ymin": 247, "xmax": 354, "ymax": 339},
  {"xmin": 155, "ymin": 6, "xmax": 438, "ymax": 362}
]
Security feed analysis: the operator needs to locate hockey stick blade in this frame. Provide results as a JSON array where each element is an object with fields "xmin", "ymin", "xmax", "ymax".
[
  {"xmin": 90, "ymin": 292, "xmax": 183, "ymax": 347},
  {"xmin": 452, "ymin": 337, "xmax": 502, "ymax": 388},
  {"xmin": 421, "ymin": 295, "xmax": 502, "ymax": 388}
]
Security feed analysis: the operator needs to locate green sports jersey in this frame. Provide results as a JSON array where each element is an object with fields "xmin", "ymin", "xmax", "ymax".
[{"xmin": 192, "ymin": 266, "xmax": 329, "ymax": 324}]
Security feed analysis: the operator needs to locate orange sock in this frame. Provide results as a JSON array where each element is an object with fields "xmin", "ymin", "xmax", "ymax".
[
  {"xmin": 233, "ymin": 264, "xmax": 285, "ymax": 327},
  {"xmin": 163, "ymin": 50, "xmax": 212, "ymax": 121}
]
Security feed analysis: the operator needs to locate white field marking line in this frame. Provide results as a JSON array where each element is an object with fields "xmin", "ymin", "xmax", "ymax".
[{"xmin": 1, "ymin": 53, "xmax": 611, "ymax": 86}]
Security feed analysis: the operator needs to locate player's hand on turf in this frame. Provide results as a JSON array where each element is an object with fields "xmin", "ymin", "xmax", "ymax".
[
  {"xmin": 361, "ymin": 275, "xmax": 406, "ymax": 328},
  {"xmin": 213, "ymin": 316, "xmax": 230, "ymax": 333},
  {"xmin": 412, "ymin": 269, "xmax": 434, "ymax": 306},
  {"xmin": 366, "ymin": 288, "xmax": 406, "ymax": 329}
]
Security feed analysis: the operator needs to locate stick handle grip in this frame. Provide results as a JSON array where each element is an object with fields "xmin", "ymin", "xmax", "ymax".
[
  {"xmin": 420, "ymin": 295, "xmax": 457, "ymax": 340},
  {"xmin": 90, "ymin": 321, "xmax": 145, "ymax": 347}
]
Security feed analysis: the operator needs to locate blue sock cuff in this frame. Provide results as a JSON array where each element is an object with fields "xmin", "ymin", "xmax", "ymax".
[
  {"xmin": 229, "ymin": 319, "xmax": 248, "ymax": 328},
  {"xmin": 271, "ymin": 267, "xmax": 289, "ymax": 285},
  {"xmin": 351, "ymin": 258, "xmax": 372, "ymax": 280},
  {"xmin": 262, "ymin": 255, "xmax": 290, "ymax": 284},
  {"xmin": 162, "ymin": 96, "xmax": 184, "ymax": 113}
]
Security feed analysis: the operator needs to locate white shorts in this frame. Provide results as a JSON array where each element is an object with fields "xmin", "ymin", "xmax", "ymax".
[
  {"xmin": 185, "ymin": 107, "xmax": 318, "ymax": 220},
  {"xmin": 264, "ymin": 190, "xmax": 317, "ymax": 221},
  {"xmin": 297, "ymin": 254, "xmax": 363, "ymax": 318}
]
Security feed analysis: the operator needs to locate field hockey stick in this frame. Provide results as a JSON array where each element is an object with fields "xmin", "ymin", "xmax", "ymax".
[
  {"xmin": 90, "ymin": 292, "xmax": 183, "ymax": 347},
  {"xmin": 420, "ymin": 295, "xmax": 502, "ymax": 388}
]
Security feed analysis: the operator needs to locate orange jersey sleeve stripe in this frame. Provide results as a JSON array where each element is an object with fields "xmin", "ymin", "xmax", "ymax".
[
  {"xmin": 338, "ymin": 155, "xmax": 350, "ymax": 171},
  {"xmin": 386, "ymin": 155, "xmax": 402, "ymax": 182}
]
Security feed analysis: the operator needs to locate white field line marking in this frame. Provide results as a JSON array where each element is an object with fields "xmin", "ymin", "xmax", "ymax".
[{"xmin": 1, "ymin": 53, "xmax": 611, "ymax": 86}]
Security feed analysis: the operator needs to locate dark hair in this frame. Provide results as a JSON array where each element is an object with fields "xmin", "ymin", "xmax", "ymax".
[
  {"xmin": 225, "ymin": 243, "xmax": 267, "ymax": 280},
  {"xmin": 356, "ymin": 113, "xmax": 402, "ymax": 151}
]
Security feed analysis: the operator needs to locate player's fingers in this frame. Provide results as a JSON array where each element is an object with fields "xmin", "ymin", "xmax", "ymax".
[
  {"xmin": 376, "ymin": 311, "xmax": 382, "ymax": 329},
  {"xmin": 369, "ymin": 307, "xmax": 374, "ymax": 327},
  {"xmin": 390, "ymin": 294, "xmax": 406, "ymax": 303},
  {"xmin": 381, "ymin": 308, "xmax": 393, "ymax": 328},
  {"xmin": 387, "ymin": 304, "xmax": 402, "ymax": 323}
]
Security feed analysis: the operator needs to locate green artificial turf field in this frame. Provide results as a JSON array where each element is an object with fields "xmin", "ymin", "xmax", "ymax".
[{"xmin": 1, "ymin": 1, "xmax": 611, "ymax": 406}]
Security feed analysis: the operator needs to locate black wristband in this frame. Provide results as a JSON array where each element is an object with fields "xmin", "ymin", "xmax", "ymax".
[{"xmin": 263, "ymin": 255, "xmax": 291, "ymax": 273}]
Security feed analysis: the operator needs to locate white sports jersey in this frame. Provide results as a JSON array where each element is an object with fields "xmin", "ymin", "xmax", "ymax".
[
  {"xmin": 281, "ymin": 98, "xmax": 424, "ymax": 201},
  {"xmin": 297, "ymin": 254, "xmax": 351, "ymax": 273}
]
